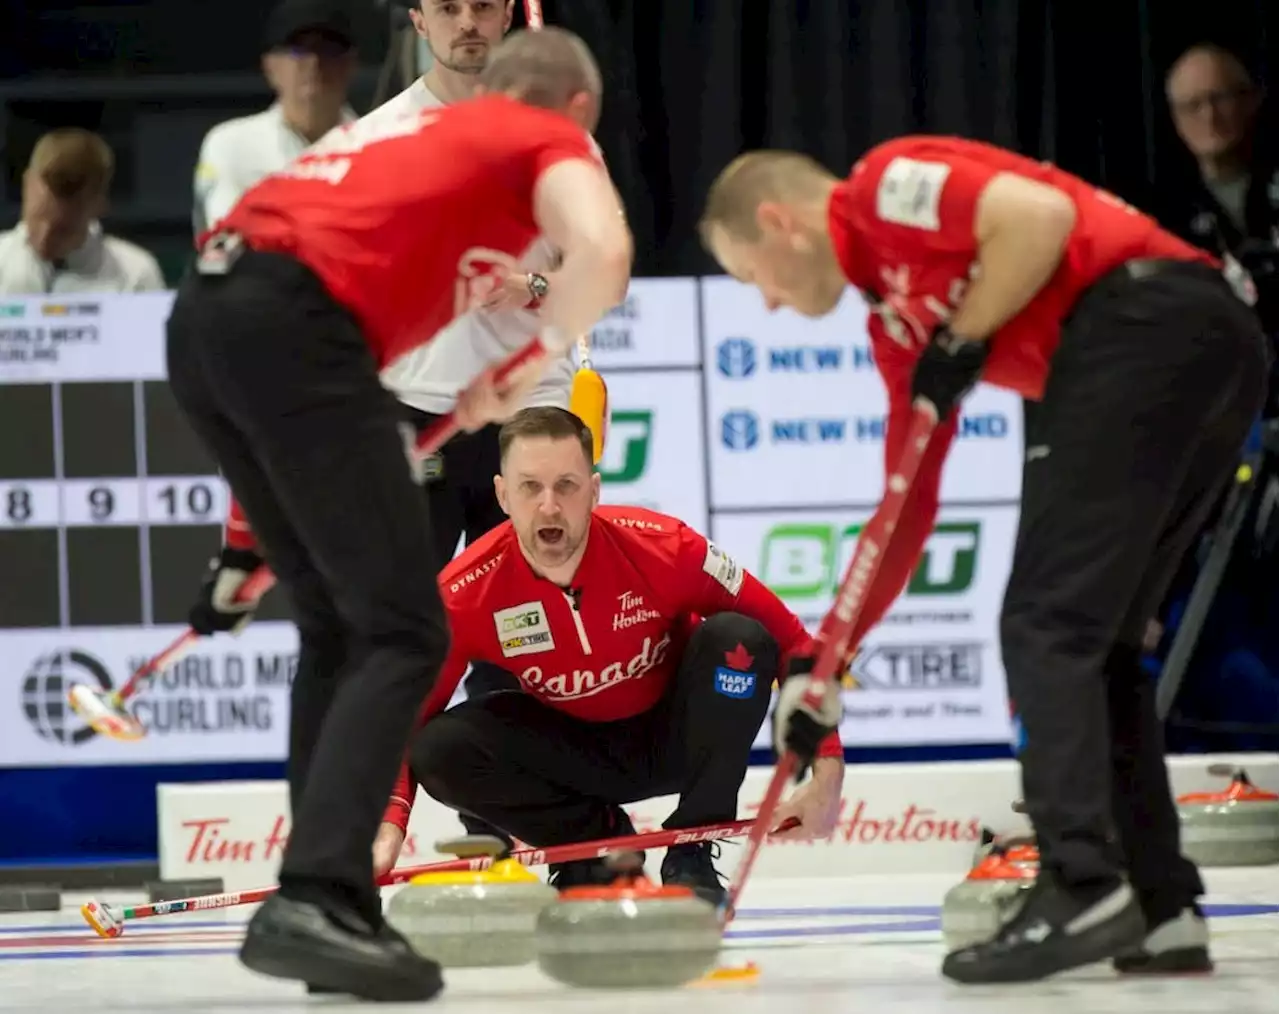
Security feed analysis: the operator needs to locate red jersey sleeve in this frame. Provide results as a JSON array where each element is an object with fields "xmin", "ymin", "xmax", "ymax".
[
  {"xmin": 671, "ymin": 524, "xmax": 814, "ymax": 673},
  {"xmin": 530, "ymin": 123, "xmax": 605, "ymax": 181},
  {"xmin": 223, "ymin": 498, "xmax": 258, "ymax": 553},
  {"xmin": 849, "ymin": 138, "xmax": 1000, "ymax": 255},
  {"xmin": 381, "ymin": 625, "xmax": 472, "ymax": 834},
  {"xmin": 847, "ymin": 318, "xmax": 958, "ymax": 648},
  {"xmin": 667, "ymin": 524, "xmax": 842, "ymax": 760}
]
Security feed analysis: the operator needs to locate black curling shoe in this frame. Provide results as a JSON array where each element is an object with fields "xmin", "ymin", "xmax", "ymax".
[
  {"xmin": 661, "ymin": 842, "xmax": 728, "ymax": 910},
  {"xmin": 240, "ymin": 894, "xmax": 443, "ymax": 1002},
  {"xmin": 942, "ymin": 873, "xmax": 1145, "ymax": 984}
]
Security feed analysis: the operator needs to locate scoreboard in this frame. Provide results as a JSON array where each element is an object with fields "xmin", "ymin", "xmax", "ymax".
[
  {"xmin": 0, "ymin": 294, "xmax": 304, "ymax": 769},
  {"xmin": 0, "ymin": 295, "xmax": 292, "ymax": 632}
]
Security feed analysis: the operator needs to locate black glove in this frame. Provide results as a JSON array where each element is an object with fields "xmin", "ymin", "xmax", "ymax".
[
  {"xmin": 188, "ymin": 546, "xmax": 267, "ymax": 635},
  {"xmin": 910, "ymin": 325, "xmax": 990, "ymax": 419},
  {"xmin": 773, "ymin": 654, "xmax": 844, "ymax": 778}
]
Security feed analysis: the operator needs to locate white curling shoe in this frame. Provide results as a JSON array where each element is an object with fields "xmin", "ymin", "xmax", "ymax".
[{"xmin": 1112, "ymin": 904, "xmax": 1214, "ymax": 974}]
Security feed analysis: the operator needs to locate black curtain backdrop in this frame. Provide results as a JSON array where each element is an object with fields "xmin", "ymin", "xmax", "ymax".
[
  {"xmin": 539, "ymin": 0, "xmax": 1275, "ymax": 277},
  {"xmin": 2, "ymin": 1, "xmax": 1274, "ymax": 276}
]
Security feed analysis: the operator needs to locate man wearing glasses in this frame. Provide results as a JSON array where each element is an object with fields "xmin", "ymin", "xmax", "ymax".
[{"xmin": 1163, "ymin": 43, "xmax": 1276, "ymax": 338}]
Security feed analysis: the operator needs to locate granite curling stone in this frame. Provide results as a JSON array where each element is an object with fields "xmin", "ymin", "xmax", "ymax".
[
  {"xmin": 972, "ymin": 827, "xmax": 1037, "ymax": 865},
  {"xmin": 1178, "ymin": 765, "xmax": 1279, "ymax": 868},
  {"xmin": 971, "ymin": 799, "xmax": 1036, "ymax": 865},
  {"xmin": 940, "ymin": 843, "xmax": 1039, "ymax": 952},
  {"xmin": 385, "ymin": 834, "xmax": 558, "ymax": 968},
  {"xmin": 535, "ymin": 851, "xmax": 723, "ymax": 989}
]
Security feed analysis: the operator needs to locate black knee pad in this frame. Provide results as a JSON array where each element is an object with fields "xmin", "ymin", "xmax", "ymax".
[{"xmin": 691, "ymin": 612, "xmax": 779, "ymax": 702}]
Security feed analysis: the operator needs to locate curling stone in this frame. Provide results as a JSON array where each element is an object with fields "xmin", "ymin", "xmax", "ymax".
[
  {"xmin": 971, "ymin": 799, "xmax": 1036, "ymax": 866},
  {"xmin": 1178, "ymin": 765, "xmax": 1279, "ymax": 868},
  {"xmin": 536, "ymin": 852, "xmax": 722, "ymax": 989},
  {"xmin": 940, "ymin": 844, "xmax": 1039, "ymax": 952},
  {"xmin": 385, "ymin": 834, "xmax": 558, "ymax": 967},
  {"xmin": 972, "ymin": 827, "xmax": 1037, "ymax": 866}
]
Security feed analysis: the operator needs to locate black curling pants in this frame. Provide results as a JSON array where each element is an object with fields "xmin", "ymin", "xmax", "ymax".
[
  {"xmin": 408, "ymin": 612, "xmax": 777, "ymax": 845},
  {"xmin": 1000, "ymin": 260, "xmax": 1267, "ymax": 921},
  {"xmin": 166, "ymin": 251, "xmax": 451, "ymax": 924},
  {"xmin": 400, "ymin": 406, "xmax": 523, "ymax": 700}
]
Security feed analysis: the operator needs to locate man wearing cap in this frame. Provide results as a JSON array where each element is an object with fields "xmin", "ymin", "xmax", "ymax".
[{"xmin": 193, "ymin": 0, "xmax": 360, "ymax": 236}]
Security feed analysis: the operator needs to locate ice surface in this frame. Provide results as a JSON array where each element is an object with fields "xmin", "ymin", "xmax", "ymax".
[{"xmin": 0, "ymin": 869, "xmax": 1274, "ymax": 1013}]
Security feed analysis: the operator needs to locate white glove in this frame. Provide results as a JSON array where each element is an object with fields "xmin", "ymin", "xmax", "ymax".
[
  {"xmin": 189, "ymin": 546, "xmax": 266, "ymax": 635},
  {"xmin": 773, "ymin": 659, "xmax": 844, "ymax": 773}
]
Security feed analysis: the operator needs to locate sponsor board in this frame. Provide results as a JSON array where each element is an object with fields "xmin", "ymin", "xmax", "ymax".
[
  {"xmin": 595, "ymin": 369, "xmax": 708, "ymax": 532},
  {"xmin": 0, "ymin": 280, "xmax": 702, "ymax": 382},
  {"xmin": 701, "ymin": 276, "xmax": 1024, "ymax": 508},
  {"xmin": 0, "ymin": 292, "xmax": 174, "ymax": 382},
  {"xmin": 156, "ymin": 754, "xmax": 1279, "ymax": 890},
  {"xmin": 0, "ymin": 624, "xmax": 300, "ymax": 766},
  {"xmin": 714, "ymin": 505, "xmax": 1019, "ymax": 746},
  {"xmin": 586, "ymin": 278, "xmax": 701, "ymax": 370}
]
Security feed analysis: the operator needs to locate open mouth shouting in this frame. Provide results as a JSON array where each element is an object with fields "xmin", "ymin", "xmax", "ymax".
[{"xmin": 536, "ymin": 525, "xmax": 565, "ymax": 548}]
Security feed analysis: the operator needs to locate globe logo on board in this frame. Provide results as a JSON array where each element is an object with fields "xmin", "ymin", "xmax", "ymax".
[
  {"xmin": 21, "ymin": 649, "xmax": 112, "ymax": 746},
  {"xmin": 716, "ymin": 337, "xmax": 756, "ymax": 379},
  {"xmin": 720, "ymin": 410, "xmax": 760, "ymax": 451}
]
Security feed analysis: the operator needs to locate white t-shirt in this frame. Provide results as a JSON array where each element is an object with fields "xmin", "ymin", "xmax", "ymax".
[
  {"xmin": 369, "ymin": 80, "xmax": 574, "ymax": 414},
  {"xmin": 0, "ymin": 221, "xmax": 164, "ymax": 295},
  {"xmin": 193, "ymin": 102, "xmax": 357, "ymax": 236}
]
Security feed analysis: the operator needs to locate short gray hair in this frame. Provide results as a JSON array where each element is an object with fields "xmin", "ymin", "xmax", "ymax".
[{"xmin": 479, "ymin": 26, "xmax": 602, "ymax": 110}]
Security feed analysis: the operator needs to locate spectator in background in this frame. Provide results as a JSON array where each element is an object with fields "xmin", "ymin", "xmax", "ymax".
[
  {"xmin": 1152, "ymin": 47, "xmax": 1280, "ymax": 652},
  {"xmin": 0, "ymin": 128, "xmax": 164, "ymax": 294},
  {"xmin": 193, "ymin": 0, "xmax": 359, "ymax": 235},
  {"xmin": 1164, "ymin": 44, "xmax": 1277, "ymax": 335}
]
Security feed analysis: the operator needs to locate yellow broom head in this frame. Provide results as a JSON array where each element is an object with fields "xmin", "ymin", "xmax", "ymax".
[{"xmin": 569, "ymin": 367, "xmax": 608, "ymax": 464}]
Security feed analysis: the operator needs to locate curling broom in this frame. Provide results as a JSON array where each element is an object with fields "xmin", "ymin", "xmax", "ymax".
[{"xmin": 522, "ymin": 0, "xmax": 609, "ymax": 464}]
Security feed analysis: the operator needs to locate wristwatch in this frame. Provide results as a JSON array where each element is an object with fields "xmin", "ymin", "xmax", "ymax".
[{"xmin": 527, "ymin": 272, "xmax": 550, "ymax": 304}]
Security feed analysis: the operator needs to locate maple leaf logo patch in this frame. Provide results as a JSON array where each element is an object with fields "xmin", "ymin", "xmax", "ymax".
[
  {"xmin": 723, "ymin": 643, "xmax": 754, "ymax": 671},
  {"xmin": 714, "ymin": 644, "xmax": 757, "ymax": 699}
]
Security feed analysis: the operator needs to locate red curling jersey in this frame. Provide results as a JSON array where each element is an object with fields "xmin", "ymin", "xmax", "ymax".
[
  {"xmin": 204, "ymin": 94, "xmax": 602, "ymax": 369},
  {"xmin": 383, "ymin": 505, "xmax": 834, "ymax": 831},
  {"xmin": 828, "ymin": 135, "xmax": 1218, "ymax": 650}
]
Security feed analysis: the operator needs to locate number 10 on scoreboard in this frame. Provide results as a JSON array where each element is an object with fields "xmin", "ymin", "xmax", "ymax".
[{"xmin": 0, "ymin": 478, "xmax": 227, "ymax": 528}]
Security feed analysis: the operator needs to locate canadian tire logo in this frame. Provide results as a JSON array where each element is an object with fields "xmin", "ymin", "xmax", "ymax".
[{"xmin": 21, "ymin": 649, "xmax": 113, "ymax": 745}]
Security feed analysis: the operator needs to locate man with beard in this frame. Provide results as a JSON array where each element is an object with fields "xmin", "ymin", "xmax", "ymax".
[
  {"xmin": 371, "ymin": 407, "xmax": 846, "ymax": 909},
  {"xmin": 191, "ymin": 0, "xmax": 590, "ymax": 860},
  {"xmin": 168, "ymin": 29, "xmax": 631, "ymax": 999}
]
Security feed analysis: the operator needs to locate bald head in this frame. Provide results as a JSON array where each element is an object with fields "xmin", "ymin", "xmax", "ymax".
[
  {"xmin": 700, "ymin": 150, "xmax": 846, "ymax": 320},
  {"xmin": 699, "ymin": 151, "xmax": 837, "ymax": 246},
  {"xmin": 479, "ymin": 26, "xmax": 602, "ymax": 124}
]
